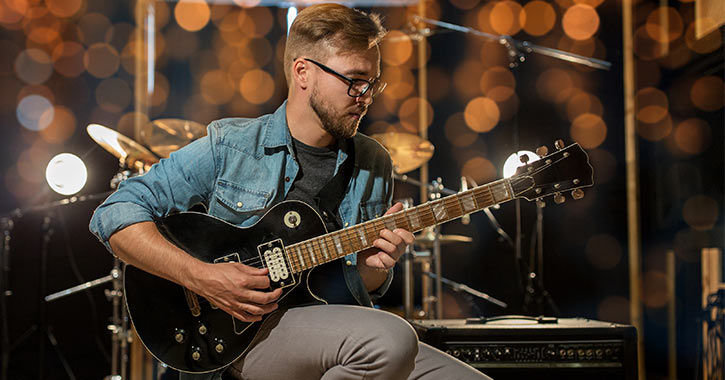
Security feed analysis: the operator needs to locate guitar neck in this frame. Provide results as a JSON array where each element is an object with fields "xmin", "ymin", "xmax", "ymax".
[{"xmin": 285, "ymin": 178, "xmax": 515, "ymax": 273}]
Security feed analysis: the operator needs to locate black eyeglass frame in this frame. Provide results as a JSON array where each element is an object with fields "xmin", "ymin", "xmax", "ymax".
[{"xmin": 303, "ymin": 58, "xmax": 386, "ymax": 98}]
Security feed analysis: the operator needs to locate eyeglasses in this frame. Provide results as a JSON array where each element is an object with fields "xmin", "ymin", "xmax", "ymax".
[{"xmin": 304, "ymin": 58, "xmax": 387, "ymax": 98}]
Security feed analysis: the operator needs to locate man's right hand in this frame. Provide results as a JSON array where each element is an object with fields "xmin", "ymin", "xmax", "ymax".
[{"xmin": 187, "ymin": 262, "xmax": 283, "ymax": 322}]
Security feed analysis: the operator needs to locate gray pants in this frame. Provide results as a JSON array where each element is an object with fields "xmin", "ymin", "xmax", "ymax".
[{"xmin": 224, "ymin": 304, "xmax": 491, "ymax": 380}]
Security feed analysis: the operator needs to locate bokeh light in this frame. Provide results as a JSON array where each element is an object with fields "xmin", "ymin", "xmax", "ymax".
[
  {"xmin": 444, "ymin": 112, "xmax": 478, "ymax": 148},
  {"xmin": 690, "ymin": 76, "xmax": 724, "ymax": 112},
  {"xmin": 633, "ymin": 25, "xmax": 668, "ymax": 60},
  {"xmin": 464, "ymin": 97, "xmax": 500, "ymax": 133},
  {"xmin": 174, "ymin": 0, "xmax": 211, "ymax": 32},
  {"xmin": 450, "ymin": 0, "xmax": 481, "ymax": 10},
  {"xmin": 642, "ymin": 270, "xmax": 669, "ymax": 308},
  {"xmin": 562, "ymin": 4, "xmax": 600, "ymax": 41},
  {"xmin": 201, "ymin": 69, "xmax": 236, "ymax": 105},
  {"xmin": 17, "ymin": 94, "xmax": 54, "ymax": 131},
  {"xmin": 566, "ymin": 91, "xmax": 603, "ymax": 121},
  {"xmin": 237, "ymin": 7, "xmax": 273, "ymax": 38},
  {"xmin": 52, "ymin": 41, "xmax": 86, "ymax": 77},
  {"xmin": 15, "ymin": 48, "xmax": 53, "ymax": 85},
  {"xmin": 398, "ymin": 97, "xmax": 434, "ymax": 134},
  {"xmin": 570, "ymin": 113, "xmax": 607, "ymax": 149},
  {"xmin": 462, "ymin": 156, "xmax": 497, "ymax": 185},
  {"xmin": 522, "ymin": 1, "xmax": 556, "ymax": 36},
  {"xmin": 46, "ymin": 0, "xmax": 84, "ymax": 19},
  {"xmin": 636, "ymin": 87, "xmax": 668, "ymax": 123},
  {"xmin": 39, "ymin": 106, "xmax": 76, "ymax": 144},
  {"xmin": 239, "ymin": 69, "xmax": 275, "ymax": 105},
  {"xmin": 0, "ymin": 0, "xmax": 28, "ymax": 27},
  {"xmin": 453, "ymin": 60, "xmax": 486, "ymax": 99},
  {"xmin": 682, "ymin": 195, "xmax": 719, "ymax": 231},
  {"xmin": 489, "ymin": 1, "xmax": 523, "ymax": 36},
  {"xmin": 479, "ymin": 66, "xmax": 515, "ymax": 102},
  {"xmin": 645, "ymin": 7, "xmax": 684, "ymax": 43},
  {"xmin": 96, "ymin": 77, "xmax": 132, "ymax": 113},
  {"xmin": 685, "ymin": 20, "xmax": 723, "ymax": 54},
  {"xmin": 381, "ymin": 31, "xmax": 413, "ymax": 66},
  {"xmin": 77, "ymin": 12, "xmax": 112, "ymax": 46},
  {"xmin": 536, "ymin": 68, "xmax": 574, "ymax": 104},
  {"xmin": 674, "ymin": 118, "xmax": 710, "ymax": 154},
  {"xmin": 637, "ymin": 114, "xmax": 673, "ymax": 141},
  {"xmin": 23, "ymin": 6, "xmax": 62, "ymax": 45},
  {"xmin": 585, "ymin": 234, "xmax": 623, "ymax": 270},
  {"xmin": 84, "ymin": 43, "xmax": 120, "ymax": 78}
]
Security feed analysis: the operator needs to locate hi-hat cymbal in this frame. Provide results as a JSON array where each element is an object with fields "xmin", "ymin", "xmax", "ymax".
[
  {"xmin": 414, "ymin": 231, "xmax": 473, "ymax": 247},
  {"xmin": 142, "ymin": 119, "xmax": 207, "ymax": 158},
  {"xmin": 87, "ymin": 123, "xmax": 159, "ymax": 171},
  {"xmin": 370, "ymin": 132, "xmax": 434, "ymax": 173}
]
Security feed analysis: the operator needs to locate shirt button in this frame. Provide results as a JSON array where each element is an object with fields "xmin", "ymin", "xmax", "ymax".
[
  {"xmin": 236, "ymin": 201, "xmax": 243, "ymax": 208},
  {"xmin": 344, "ymin": 222, "xmax": 349, "ymax": 227},
  {"xmin": 285, "ymin": 176, "xmax": 290, "ymax": 182},
  {"xmin": 345, "ymin": 260, "xmax": 352, "ymax": 266}
]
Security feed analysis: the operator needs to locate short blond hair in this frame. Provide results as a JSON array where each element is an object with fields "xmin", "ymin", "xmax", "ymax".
[{"xmin": 284, "ymin": 4, "xmax": 387, "ymax": 85}]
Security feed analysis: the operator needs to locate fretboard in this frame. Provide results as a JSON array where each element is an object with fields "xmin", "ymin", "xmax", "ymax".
[{"xmin": 284, "ymin": 178, "xmax": 514, "ymax": 273}]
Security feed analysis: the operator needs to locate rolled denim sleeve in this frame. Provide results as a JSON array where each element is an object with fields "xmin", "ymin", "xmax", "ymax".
[{"xmin": 89, "ymin": 126, "xmax": 218, "ymax": 252}]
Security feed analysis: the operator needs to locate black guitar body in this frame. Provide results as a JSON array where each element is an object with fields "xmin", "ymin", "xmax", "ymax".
[{"xmin": 124, "ymin": 201, "xmax": 341, "ymax": 374}]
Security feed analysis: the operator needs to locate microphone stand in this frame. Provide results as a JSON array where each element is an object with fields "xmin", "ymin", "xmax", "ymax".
[
  {"xmin": 0, "ymin": 216, "xmax": 14, "ymax": 380},
  {"xmin": 424, "ymin": 272, "xmax": 508, "ymax": 314}
]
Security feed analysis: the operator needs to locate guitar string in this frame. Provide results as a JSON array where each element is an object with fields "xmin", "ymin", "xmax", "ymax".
[{"xmin": 230, "ymin": 187, "xmax": 500, "ymax": 271}]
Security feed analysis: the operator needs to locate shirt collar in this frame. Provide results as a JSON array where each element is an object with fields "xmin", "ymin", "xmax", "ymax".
[{"xmin": 262, "ymin": 100, "xmax": 293, "ymax": 149}]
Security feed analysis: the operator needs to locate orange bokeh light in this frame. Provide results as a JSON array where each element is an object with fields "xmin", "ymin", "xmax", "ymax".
[
  {"xmin": 83, "ymin": 42, "xmax": 119, "ymax": 78},
  {"xmin": 52, "ymin": 41, "xmax": 85, "ymax": 77},
  {"xmin": 239, "ymin": 69, "xmax": 274, "ymax": 105},
  {"xmin": 637, "ymin": 114, "xmax": 673, "ymax": 141},
  {"xmin": 562, "ymin": 4, "xmax": 600, "ymax": 41},
  {"xmin": 444, "ymin": 112, "xmax": 478, "ymax": 148},
  {"xmin": 479, "ymin": 66, "xmax": 516, "ymax": 102},
  {"xmin": 570, "ymin": 113, "xmax": 607, "ymax": 148},
  {"xmin": 636, "ymin": 87, "xmax": 669, "ymax": 123},
  {"xmin": 674, "ymin": 118, "xmax": 710, "ymax": 155},
  {"xmin": 522, "ymin": 1, "xmax": 556, "ymax": 36},
  {"xmin": 464, "ymin": 97, "xmax": 500, "ymax": 133},
  {"xmin": 46, "ymin": 0, "xmax": 83, "ymax": 18},
  {"xmin": 690, "ymin": 76, "xmax": 724, "ymax": 112},
  {"xmin": 536, "ymin": 68, "xmax": 574, "ymax": 104},
  {"xmin": 645, "ymin": 7, "xmax": 684, "ymax": 43},
  {"xmin": 200, "ymin": 69, "xmax": 236, "ymax": 105},
  {"xmin": 381, "ymin": 31, "xmax": 413, "ymax": 66},
  {"xmin": 682, "ymin": 195, "xmax": 719, "ymax": 231},
  {"xmin": 490, "ymin": 1, "xmax": 523, "ymax": 36},
  {"xmin": 398, "ymin": 97, "xmax": 434, "ymax": 134},
  {"xmin": 462, "ymin": 156, "xmax": 497, "ymax": 185},
  {"xmin": 174, "ymin": 0, "xmax": 210, "ymax": 32},
  {"xmin": 38, "ymin": 105, "xmax": 76, "ymax": 144}
]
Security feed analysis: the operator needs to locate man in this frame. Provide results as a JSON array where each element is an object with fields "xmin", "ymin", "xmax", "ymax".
[{"xmin": 90, "ymin": 4, "xmax": 490, "ymax": 380}]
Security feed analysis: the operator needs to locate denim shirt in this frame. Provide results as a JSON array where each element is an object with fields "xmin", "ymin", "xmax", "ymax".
[{"xmin": 89, "ymin": 101, "xmax": 395, "ymax": 379}]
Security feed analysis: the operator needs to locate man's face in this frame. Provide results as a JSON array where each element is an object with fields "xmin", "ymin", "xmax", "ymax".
[{"xmin": 308, "ymin": 47, "xmax": 381, "ymax": 140}]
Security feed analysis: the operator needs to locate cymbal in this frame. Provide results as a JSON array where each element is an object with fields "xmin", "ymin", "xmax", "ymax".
[
  {"xmin": 142, "ymin": 119, "xmax": 207, "ymax": 158},
  {"xmin": 87, "ymin": 124, "xmax": 159, "ymax": 171},
  {"xmin": 370, "ymin": 132, "xmax": 434, "ymax": 173},
  {"xmin": 414, "ymin": 231, "xmax": 473, "ymax": 247}
]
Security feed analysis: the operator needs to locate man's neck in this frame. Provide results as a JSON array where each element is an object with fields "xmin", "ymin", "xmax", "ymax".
[{"xmin": 286, "ymin": 98, "xmax": 336, "ymax": 148}]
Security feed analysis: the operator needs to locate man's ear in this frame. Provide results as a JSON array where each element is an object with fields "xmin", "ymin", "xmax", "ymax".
[{"xmin": 291, "ymin": 58, "xmax": 309, "ymax": 90}]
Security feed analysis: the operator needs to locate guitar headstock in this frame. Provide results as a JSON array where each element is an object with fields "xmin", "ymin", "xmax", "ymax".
[{"xmin": 509, "ymin": 140, "xmax": 594, "ymax": 203}]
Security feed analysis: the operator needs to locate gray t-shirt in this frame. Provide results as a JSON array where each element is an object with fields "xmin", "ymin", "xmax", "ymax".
[{"xmin": 285, "ymin": 137, "xmax": 338, "ymax": 221}]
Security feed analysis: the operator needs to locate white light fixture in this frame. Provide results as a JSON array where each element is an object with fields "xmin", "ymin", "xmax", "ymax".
[
  {"xmin": 502, "ymin": 150, "xmax": 539, "ymax": 178},
  {"xmin": 45, "ymin": 153, "xmax": 88, "ymax": 195}
]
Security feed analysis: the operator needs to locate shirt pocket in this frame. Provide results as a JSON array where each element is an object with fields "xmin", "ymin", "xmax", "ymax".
[
  {"xmin": 359, "ymin": 199, "xmax": 388, "ymax": 222},
  {"xmin": 212, "ymin": 179, "xmax": 271, "ymax": 225}
]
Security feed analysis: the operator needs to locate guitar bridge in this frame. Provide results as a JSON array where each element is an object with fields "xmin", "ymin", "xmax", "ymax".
[{"xmin": 257, "ymin": 239, "xmax": 295, "ymax": 289}]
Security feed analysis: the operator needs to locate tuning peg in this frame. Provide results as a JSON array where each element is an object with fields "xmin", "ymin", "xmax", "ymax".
[
  {"xmin": 536, "ymin": 199, "xmax": 546, "ymax": 208},
  {"xmin": 519, "ymin": 153, "xmax": 530, "ymax": 164},
  {"xmin": 554, "ymin": 139, "xmax": 565, "ymax": 150},
  {"xmin": 571, "ymin": 188, "xmax": 584, "ymax": 200},
  {"xmin": 536, "ymin": 146, "xmax": 548, "ymax": 157},
  {"xmin": 553, "ymin": 193, "xmax": 566, "ymax": 204}
]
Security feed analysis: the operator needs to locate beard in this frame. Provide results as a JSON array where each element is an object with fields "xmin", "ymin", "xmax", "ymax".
[{"xmin": 309, "ymin": 86, "xmax": 366, "ymax": 140}]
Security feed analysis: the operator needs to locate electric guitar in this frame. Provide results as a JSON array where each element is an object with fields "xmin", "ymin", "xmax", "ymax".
[{"xmin": 123, "ymin": 142, "xmax": 594, "ymax": 373}]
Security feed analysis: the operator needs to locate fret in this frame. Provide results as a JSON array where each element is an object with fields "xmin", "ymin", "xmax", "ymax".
[
  {"xmin": 347, "ymin": 227, "xmax": 362, "ymax": 252},
  {"xmin": 332, "ymin": 233, "xmax": 343, "ymax": 256},
  {"xmin": 394, "ymin": 212, "xmax": 410, "ymax": 231},
  {"xmin": 443, "ymin": 197, "xmax": 464, "ymax": 220},
  {"xmin": 363, "ymin": 221, "xmax": 377, "ymax": 248},
  {"xmin": 306, "ymin": 242, "xmax": 316, "ymax": 265},
  {"xmin": 319, "ymin": 237, "xmax": 330, "ymax": 260},
  {"xmin": 383, "ymin": 215, "xmax": 396, "ymax": 231},
  {"xmin": 459, "ymin": 191, "xmax": 477, "ymax": 213},
  {"xmin": 407, "ymin": 209, "xmax": 421, "ymax": 231},
  {"xmin": 357, "ymin": 226, "xmax": 368, "ymax": 246},
  {"xmin": 296, "ymin": 246, "xmax": 305, "ymax": 269},
  {"xmin": 417, "ymin": 204, "xmax": 435, "ymax": 228}
]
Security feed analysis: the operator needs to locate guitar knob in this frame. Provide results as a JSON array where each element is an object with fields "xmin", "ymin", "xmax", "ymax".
[
  {"xmin": 191, "ymin": 346, "xmax": 202, "ymax": 361},
  {"xmin": 554, "ymin": 194, "xmax": 565, "ymax": 204},
  {"xmin": 198, "ymin": 324, "xmax": 208, "ymax": 335},
  {"xmin": 536, "ymin": 146, "xmax": 548, "ymax": 157},
  {"xmin": 571, "ymin": 189, "xmax": 584, "ymax": 200},
  {"xmin": 214, "ymin": 338, "xmax": 226, "ymax": 354},
  {"xmin": 174, "ymin": 329, "xmax": 186, "ymax": 343},
  {"xmin": 554, "ymin": 139, "xmax": 565, "ymax": 150}
]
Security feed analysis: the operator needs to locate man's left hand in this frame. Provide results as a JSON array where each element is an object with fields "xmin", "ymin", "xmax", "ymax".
[{"xmin": 358, "ymin": 202, "xmax": 415, "ymax": 270}]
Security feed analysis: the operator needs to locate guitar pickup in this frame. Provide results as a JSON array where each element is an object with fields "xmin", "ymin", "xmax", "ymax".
[{"xmin": 257, "ymin": 239, "xmax": 295, "ymax": 290}]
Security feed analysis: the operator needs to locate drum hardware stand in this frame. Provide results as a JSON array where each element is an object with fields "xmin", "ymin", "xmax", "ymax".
[
  {"xmin": 45, "ymin": 257, "xmax": 129, "ymax": 380},
  {"xmin": 0, "ymin": 215, "xmax": 15, "ymax": 380},
  {"xmin": 8, "ymin": 213, "xmax": 77, "ymax": 380},
  {"xmin": 423, "ymin": 271, "xmax": 507, "ymax": 314}
]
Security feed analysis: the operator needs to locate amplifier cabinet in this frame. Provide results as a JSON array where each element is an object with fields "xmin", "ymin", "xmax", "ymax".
[{"xmin": 409, "ymin": 317, "xmax": 638, "ymax": 380}]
